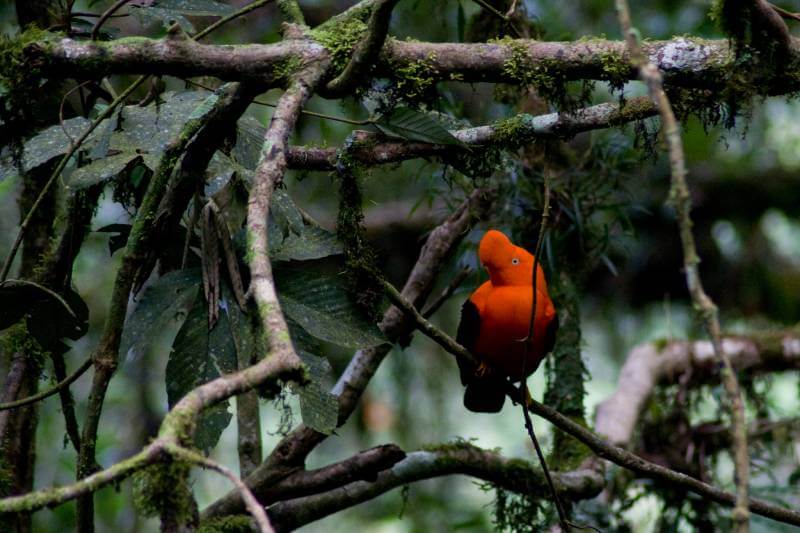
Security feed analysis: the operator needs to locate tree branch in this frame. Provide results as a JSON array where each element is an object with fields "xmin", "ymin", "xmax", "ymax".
[
  {"xmin": 322, "ymin": 0, "xmax": 399, "ymax": 97},
  {"xmin": 615, "ymin": 1, "xmax": 751, "ymax": 529},
  {"xmin": 284, "ymin": 97, "xmax": 658, "ymax": 171},
  {"xmin": 264, "ymin": 442, "xmax": 604, "ymax": 531},
  {"xmin": 595, "ymin": 332, "xmax": 800, "ymax": 448},
  {"xmin": 165, "ymin": 444, "xmax": 274, "ymax": 533},
  {"xmin": 0, "ymin": 357, "xmax": 91, "ymax": 411},
  {"xmin": 28, "ymin": 36, "xmax": 789, "ymax": 93}
]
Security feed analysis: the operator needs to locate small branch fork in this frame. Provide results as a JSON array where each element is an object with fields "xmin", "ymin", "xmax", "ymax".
[{"xmin": 614, "ymin": 1, "xmax": 751, "ymax": 530}]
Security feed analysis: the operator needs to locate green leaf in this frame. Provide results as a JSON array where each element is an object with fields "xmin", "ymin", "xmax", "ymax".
[
  {"xmin": 274, "ymin": 265, "xmax": 385, "ymax": 349},
  {"xmin": 457, "ymin": 1, "xmax": 466, "ymax": 42},
  {"xmin": 120, "ymin": 269, "xmax": 201, "ymax": 362},
  {"xmin": 374, "ymin": 107, "xmax": 464, "ymax": 146},
  {"xmin": 294, "ymin": 352, "xmax": 338, "ymax": 434},
  {"xmin": 114, "ymin": 91, "xmax": 210, "ymax": 162},
  {"xmin": 271, "ymin": 187, "xmax": 304, "ymax": 238},
  {"xmin": 233, "ymin": 116, "xmax": 266, "ymax": 170},
  {"xmin": 271, "ymin": 223, "xmax": 342, "ymax": 262},
  {"xmin": 67, "ymin": 152, "xmax": 142, "ymax": 190},
  {"xmin": 8, "ymin": 117, "xmax": 92, "ymax": 174},
  {"xmin": 96, "ymin": 223, "xmax": 132, "ymax": 255},
  {"xmin": 166, "ymin": 286, "xmax": 238, "ymax": 453}
]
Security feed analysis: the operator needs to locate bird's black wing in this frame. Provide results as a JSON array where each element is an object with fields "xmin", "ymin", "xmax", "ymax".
[
  {"xmin": 456, "ymin": 298, "xmax": 506, "ymax": 413},
  {"xmin": 543, "ymin": 312, "xmax": 559, "ymax": 356},
  {"xmin": 455, "ymin": 299, "xmax": 480, "ymax": 385}
]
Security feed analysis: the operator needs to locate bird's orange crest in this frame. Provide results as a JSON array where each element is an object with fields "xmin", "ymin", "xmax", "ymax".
[{"xmin": 478, "ymin": 229, "xmax": 538, "ymax": 287}]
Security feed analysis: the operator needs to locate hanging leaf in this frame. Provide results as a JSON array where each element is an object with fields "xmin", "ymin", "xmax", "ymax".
[
  {"xmin": 67, "ymin": 152, "xmax": 143, "ymax": 190},
  {"xmin": 271, "ymin": 223, "xmax": 343, "ymax": 262},
  {"xmin": 166, "ymin": 285, "xmax": 238, "ymax": 453},
  {"xmin": 271, "ymin": 187, "xmax": 304, "ymax": 238},
  {"xmin": 96, "ymin": 223, "xmax": 132, "ymax": 255},
  {"xmin": 374, "ymin": 107, "xmax": 465, "ymax": 146},
  {"xmin": 274, "ymin": 265, "xmax": 385, "ymax": 349},
  {"xmin": 89, "ymin": 105, "xmax": 122, "ymax": 160},
  {"xmin": 293, "ymin": 352, "xmax": 338, "ymax": 435},
  {"xmin": 120, "ymin": 269, "xmax": 201, "ymax": 362}
]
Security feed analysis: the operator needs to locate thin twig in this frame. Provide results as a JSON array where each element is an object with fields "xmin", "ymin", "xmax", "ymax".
[
  {"xmin": 323, "ymin": 0, "xmax": 399, "ymax": 97},
  {"xmin": 193, "ymin": 0, "xmax": 276, "ymax": 41},
  {"xmin": 90, "ymin": 0, "xmax": 132, "ymax": 40},
  {"xmin": 420, "ymin": 267, "xmax": 470, "ymax": 318},
  {"xmin": 771, "ymin": 3, "xmax": 800, "ymax": 22},
  {"xmin": 517, "ymin": 167, "xmax": 571, "ymax": 530},
  {"xmin": 165, "ymin": 444, "xmax": 274, "ymax": 533},
  {"xmin": 0, "ymin": 357, "xmax": 92, "ymax": 411},
  {"xmin": 615, "ymin": 1, "xmax": 751, "ymax": 530},
  {"xmin": 471, "ymin": 0, "xmax": 522, "ymax": 37},
  {"xmin": 185, "ymin": 78, "xmax": 372, "ymax": 125}
]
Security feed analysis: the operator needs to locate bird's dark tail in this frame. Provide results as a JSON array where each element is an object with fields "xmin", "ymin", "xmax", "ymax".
[{"xmin": 463, "ymin": 374, "xmax": 506, "ymax": 413}]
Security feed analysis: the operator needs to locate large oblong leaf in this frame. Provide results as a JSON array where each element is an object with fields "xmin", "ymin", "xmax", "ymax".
[
  {"xmin": 374, "ymin": 107, "xmax": 465, "ymax": 146},
  {"xmin": 67, "ymin": 153, "xmax": 142, "ymax": 189},
  {"xmin": 120, "ymin": 269, "xmax": 201, "ymax": 362},
  {"xmin": 274, "ymin": 266, "xmax": 385, "ymax": 349},
  {"xmin": 166, "ymin": 285, "xmax": 239, "ymax": 453},
  {"xmin": 294, "ymin": 352, "xmax": 338, "ymax": 435}
]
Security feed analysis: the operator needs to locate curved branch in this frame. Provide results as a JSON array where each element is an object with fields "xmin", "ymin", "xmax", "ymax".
[
  {"xmin": 0, "ymin": 357, "xmax": 91, "ymax": 411},
  {"xmin": 265, "ymin": 443, "xmax": 604, "ymax": 531},
  {"xmin": 322, "ymin": 0, "xmax": 399, "ymax": 97},
  {"xmin": 166, "ymin": 444, "xmax": 274, "ymax": 533},
  {"xmin": 595, "ymin": 332, "xmax": 800, "ymax": 448}
]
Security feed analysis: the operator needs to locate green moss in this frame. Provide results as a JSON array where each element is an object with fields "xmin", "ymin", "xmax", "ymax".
[
  {"xmin": 492, "ymin": 486, "xmax": 547, "ymax": 532},
  {"xmin": 0, "ymin": 321, "xmax": 48, "ymax": 366},
  {"xmin": 198, "ymin": 516, "xmax": 254, "ymax": 533},
  {"xmin": 390, "ymin": 54, "xmax": 440, "ymax": 105},
  {"xmin": 335, "ymin": 149, "xmax": 383, "ymax": 319},
  {"xmin": 598, "ymin": 49, "xmax": 630, "ymax": 93},
  {"xmin": 132, "ymin": 460, "xmax": 193, "ymax": 523},
  {"xmin": 311, "ymin": 18, "xmax": 369, "ymax": 76},
  {"xmin": 497, "ymin": 37, "xmax": 592, "ymax": 112},
  {"xmin": 492, "ymin": 114, "xmax": 534, "ymax": 146},
  {"xmin": 0, "ymin": 28, "xmax": 59, "ymax": 147}
]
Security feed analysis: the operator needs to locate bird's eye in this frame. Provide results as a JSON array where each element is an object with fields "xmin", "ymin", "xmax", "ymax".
[{"xmin": 511, "ymin": 258, "xmax": 520, "ymax": 265}]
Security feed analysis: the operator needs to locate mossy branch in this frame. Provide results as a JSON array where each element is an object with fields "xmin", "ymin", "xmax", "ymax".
[
  {"xmin": 615, "ymin": 1, "xmax": 751, "ymax": 530},
  {"xmin": 322, "ymin": 0, "xmax": 399, "ymax": 97}
]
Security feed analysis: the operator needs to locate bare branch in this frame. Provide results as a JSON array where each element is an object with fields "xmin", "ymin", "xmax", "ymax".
[
  {"xmin": 166, "ymin": 444, "xmax": 274, "ymax": 533},
  {"xmin": 595, "ymin": 332, "xmax": 800, "ymax": 447},
  {"xmin": 615, "ymin": 0, "xmax": 750, "ymax": 529},
  {"xmin": 265, "ymin": 443, "xmax": 604, "ymax": 531}
]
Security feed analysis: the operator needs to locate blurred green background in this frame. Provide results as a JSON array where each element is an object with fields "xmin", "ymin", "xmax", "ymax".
[{"xmin": 1, "ymin": 0, "xmax": 799, "ymax": 531}]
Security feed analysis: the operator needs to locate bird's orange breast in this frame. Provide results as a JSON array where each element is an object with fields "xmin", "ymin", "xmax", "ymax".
[{"xmin": 470, "ymin": 281, "xmax": 556, "ymax": 381}]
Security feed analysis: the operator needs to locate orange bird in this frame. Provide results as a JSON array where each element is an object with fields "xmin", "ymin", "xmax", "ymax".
[{"xmin": 456, "ymin": 229, "xmax": 558, "ymax": 412}]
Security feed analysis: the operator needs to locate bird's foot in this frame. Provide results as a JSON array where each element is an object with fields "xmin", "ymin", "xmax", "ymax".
[{"xmin": 474, "ymin": 362, "xmax": 491, "ymax": 378}]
